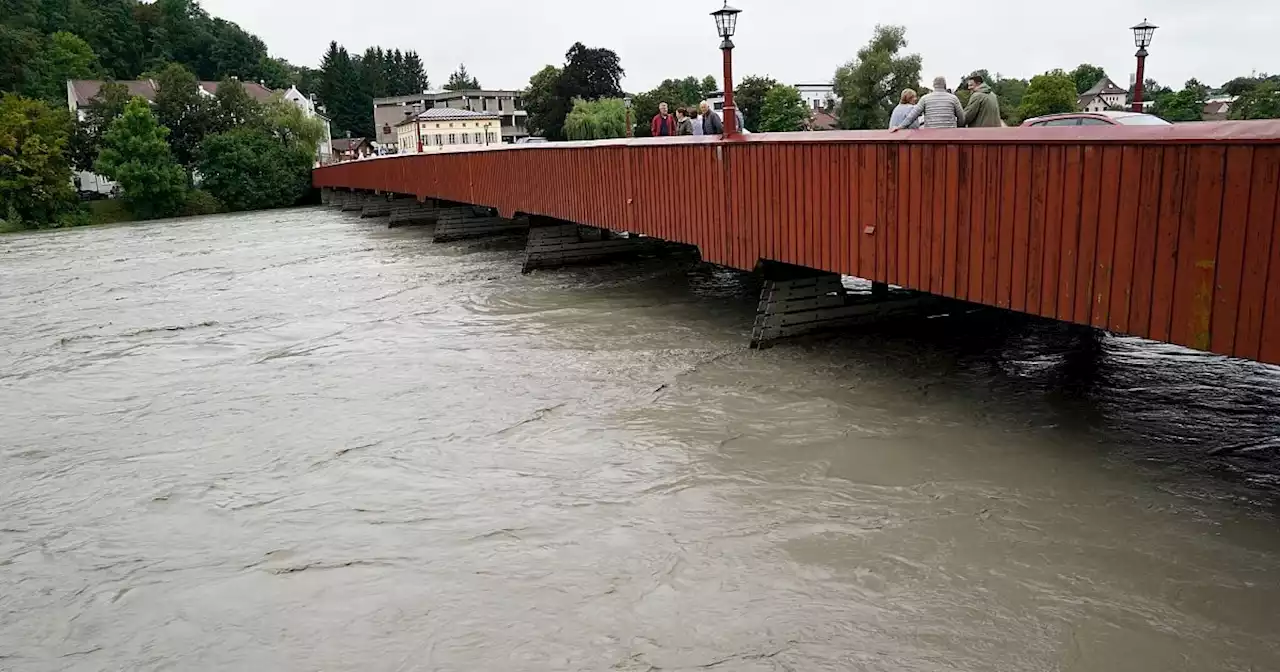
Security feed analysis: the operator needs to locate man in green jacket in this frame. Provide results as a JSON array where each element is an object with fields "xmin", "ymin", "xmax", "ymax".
[{"xmin": 964, "ymin": 75, "xmax": 1003, "ymax": 128}]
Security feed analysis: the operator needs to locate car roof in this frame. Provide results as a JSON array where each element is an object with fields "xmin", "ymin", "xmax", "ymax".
[{"xmin": 1027, "ymin": 110, "xmax": 1147, "ymax": 122}]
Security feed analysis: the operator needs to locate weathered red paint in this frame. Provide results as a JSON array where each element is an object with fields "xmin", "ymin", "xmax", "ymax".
[{"xmin": 315, "ymin": 122, "xmax": 1280, "ymax": 365}]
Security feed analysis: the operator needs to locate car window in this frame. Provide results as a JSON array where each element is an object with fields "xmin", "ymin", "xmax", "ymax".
[
  {"xmin": 1115, "ymin": 115, "xmax": 1173, "ymax": 126},
  {"xmin": 1043, "ymin": 118, "xmax": 1080, "ymax": 127},
  {"xmin": 1078, "ymin": 118, "xmax": 1112, "ymax": 126}
]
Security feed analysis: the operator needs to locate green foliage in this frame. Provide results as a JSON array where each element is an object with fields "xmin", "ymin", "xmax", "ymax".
[
  {"xmin": 211, "ymin": 77, "xmax": 264, "ymax": 131},
  {"xmin": 1221, "ymin": 75, "xmax": 1271, "ymax": 97},
  {"xmin": 0, "ymin": 93, "xmax": 78, "ymax": 229},
  {"xmin": 992, "ymin": 76, "xmax": 1028, "ymax": 123},
  {"xmin": 758, "ymin": 85, "xmax": 809, "ymax": 132},
  {"xmin": 69, "ymin": 80, "xmax": 130, "ymax": 172},
  {"xmin": 180, "ymin": 188, "xmax": 221, "ymax": 216},
  {"xmin": 197, "ymin": 128, "xmax": 311, "ymax": 211},
  {"xmin": 833, "ymin": 25, "xmax": 922, "ymax": 130},
  {"xmin": 1069, "ymin": 64, "xmax": 1108, "ymax": 94},
  {"xmin": 1230, "ymin": 81, "xmax": 1280, "ymax": 120},
  {"xmin": 23, "ymin": 31, "xmax": 101, "ymax": 103},
  {"xmin": 529, "ymin": 43, "xmax": 625, "ymax": 141},
  {"xmin": 1152, "ymin": 79, "xmax": 1209, "ymax": 122},
  {"xmin": 85, "ymin": 197, "xmax": 133, "ymax": 225},
  {"xmin": 317, "ymin": 42, "xmax": 428, "ymax": 138},
  {"xmin": 1018, "ymin": 70, "xmax": 1077, "ymax": 121},
  {"xmin": 631, "ymin": 76, "xmax": 715, "ymax": 137},
  {"xmin": 735, "ymin": 75, "xmax": 779, "ymax": 132},
  {"xmin": 260, "ymin": 99, "xmax": 325, "ymax": 160},
  {"xmin": 445, "ymin": 63, "xmax": 481, "ymax": 91},
  {"xmin": 563, "ymin": 98, "xmax": 627, "ymax": 141},
  {"xmin": 153, "ymin": 63, "xmax": 215, "ymax": 174},
  {"xmin": 95, "ymin": 97, "xmax": 188, "ymax": 220}
]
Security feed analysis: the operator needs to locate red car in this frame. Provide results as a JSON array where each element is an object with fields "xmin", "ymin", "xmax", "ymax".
[{"xmin": 1020, "ymin": 110, "xmax": 1171, "ymax": 127}]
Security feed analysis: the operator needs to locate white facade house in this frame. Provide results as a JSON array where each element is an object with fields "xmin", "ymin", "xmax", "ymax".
[
  {"xmin": 1077, "ymin": 77, "xmax": 1129, "ymax": 112},
  {"xmin": 282, "ymin": 85, "xmax": 334, "ymax": 164},
  {"xmin": 395, "ymin": 107, "xmax": 502, "ymax": 153},
  {"xmin": 795, "ymin": 83, "xmax": 838, "ymax": 111}
]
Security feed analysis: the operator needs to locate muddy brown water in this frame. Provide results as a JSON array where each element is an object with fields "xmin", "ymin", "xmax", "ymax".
[{"xmin": 2, "ymin": 208, "xmax": 1279, "ymax": 671}]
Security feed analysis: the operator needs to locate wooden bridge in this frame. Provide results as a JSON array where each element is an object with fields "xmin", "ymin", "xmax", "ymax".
[{"xmin": 313, "ymin": 122, "xmax": 1280, "ymax": 365}]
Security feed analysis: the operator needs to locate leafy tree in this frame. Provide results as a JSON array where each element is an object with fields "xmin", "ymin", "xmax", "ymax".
[
  {"xmin": 22, "ymin": 31, "xmax": 101, "ymax": 103},
  {"xmin": 524, "ymin": 64, "xmax": 562, "ymax": 138},
  {"xmin": 197, "ymin": 127, "xmax": 312, "ymax": 211},
  {"xmin": 211, "ymin": 77, "xmax": 263, "ymax": 132},
  {"xmin": 563, "ymin": 98, "xmax": 627, "ymax": 140},
  {"xmin": 1152, "ymin": 79, "xmax": 1209, "ymax": 122},
  {"xmin": 1018, "ymin": 69, "xmax": 1077, "ymax": 120},
  {"xmin": 69, "ymin": 80, "xmax": 131, "ymax": 172},
  {"xmin": 700, "ymin": 75, "xmax": 719, "ymax": 99},
  {"xmin": 1069, "ymin": 64, "xmax": 1108, "ymax": 94},
  {"xmin": 758, "ymin": 85, "xmax": 809, "ymax": 132},
  {"xmin": 735, "ymin": 75, "xmax": 779, "ymax": 132},
  {"xmin": 153, "ymin": 63, "xmax": 215, "ymax": 174},
  {"xmin": 259, "ymin": 98, "xmax": 325, "ymax": 158},
  {"xmin": 445, "ymin": 63, "xmax": 481, "ymax": 90},
  {"xmin": 0, "ymin": 93, "xmax": 77, "ymax": 229},
  {"xmin": 0, "ymin": 25, "xmax": 42, "ymax": 93},
  {"xmin": 95, "ymin": 97, "xmax": 188, "ymax": 219},
  {"xmin": 992, "ymin": 76, "xmax": 1029, "ymax": 123},
  {"xmin": 833, "ymin": 25, "xmax": 921, "ymax": 130},
  {"xmin": 1133, "ymin": 78, "xmax": 1173, "ymax": 105},
  {"xmin": 319, "ymin": 41, "xmax": 365, "ymax": 138},
  {"xmin": 1230, "ymin": 80, "xmax": 1280, "ymax": 120},
  {"xmin": 631, "ymin": 76, "xmax": 712, "ymax": 137},
  {"xmin": 1222, "ymin": 76, "xmax": 1264, "ymax": 97},
  {"xmin": 400, "ymin": 51, "xmax": 428, "ymax": 94}
]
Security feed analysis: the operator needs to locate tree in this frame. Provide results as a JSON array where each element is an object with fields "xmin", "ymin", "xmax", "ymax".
[
  {"xmin": 400, "ymin": 51, "xmax": 428, "ymax": 94},
  {"xmin": 1230, "ymin": 81, "xmax": 1280, "ymax": 120},
  {"xmin": 259, "ymin": 98, "xmax": 326, "ymax": 159},
  {"xmin": 524, "ymin": 65, "xmax": 562, "ymax": 138},
  {"xmin": 563, "ymin": 98, "xmax": 627, "ymax": 140},
  {"xmin": 1069, "ymin": 64, "xmax": 1108, "ymax": 94},
  {"xmin": 631, "ymin": 76, "xmax": 711, "ymax": 137},
  {"xmin": 992, "ymin": 76, "xmax": 1029, "ymax": 123},
  {"xmin": 735, "ymin": 75, "xmax": 779, "ymax": 132},
  {"xmin": 445, "ymin": 63, "xmax": 481, "ymax": 90},
  {"xmin": 758, "ymin": 85, "xmax": 809, "ymax": 132},
  {"xmin": 318, "ymin": 41, "xmax": 365, "ymax": 138},
  {"xmin": 153, "ymin": 63, "xmax": 215, "ymax": 174},
  {"xmin": 69, "ymin": 80, "xmax": 131, "ymax": 172},
  {"xmin": 1222, "ymin": 75, "xmax": 1264, "ymax": 97},
  {"xmin": 95, "ymin": 97, "xmax": 188, "ymax": 220},
  {"xmin": 1018, "ymin": 69, "xmax": 1077, "ymax": 120},
  {"xmin": 1152, "ymin": 79, "xmax": 1209, "ymax": 122},
  {"xmin": 833, "ymin": 25, "xmax": 921, "ymax": 130},
  {"xmin": 198, "ymin": 128, "xmax": 312, "ymax": 211},
  {"xmin": 700, "ymin": 75, "xmax": 719, "ymax": 99},
  {"xmin": 23, "ymin": 31, "xmax": 102, "ymax": 103},
  {"xmin": 211, "ymin": 77, "xmax": 263, "ymax": 132},
  {"xmin": 0, "ymin": 93, "xmax": 77, "ymax": 229}
]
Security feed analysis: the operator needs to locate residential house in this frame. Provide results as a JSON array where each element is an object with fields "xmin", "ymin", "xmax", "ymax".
[
  {"xmin": 795, "ymin": 83, "xmax": 838, "ymax": 112},
  {"xmin": 1077, "ymin": 77, "xmax": 1129, "ymax": 112},
  {"xmin": 394, "ymin": 108, "xmax": 501, "ymax": 153},
  {"xmin": 374, "ymin": 90, "xmax": 527, "ymax": 148},
  {"xmin": 332, "ymin": 137, "xmax": 373, "ymax": 161},
  {"xmin": 282, "ymin": 85, "xmax": 334, "ymax": 163}
]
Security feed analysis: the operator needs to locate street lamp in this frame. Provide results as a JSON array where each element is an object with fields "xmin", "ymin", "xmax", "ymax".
[
  {"xmin": 1130, "ymin": 19, "xmax": 1157, "ymax": 113},
  {"xmin": 711, "ymin": 1, "xmax": 741, "ymax": 136},
  {"xmin": 624, "ymin": 97, "xmax": 633, "ymax": 138},
  {"xmin": 412, "ymin": 102, "xmax": 423, "ymax": 153}
]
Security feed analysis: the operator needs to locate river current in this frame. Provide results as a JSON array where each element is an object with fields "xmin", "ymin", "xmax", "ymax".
[{"xmin": 2, "ymin": 208, "xmax": 1279, "ymax": 671}]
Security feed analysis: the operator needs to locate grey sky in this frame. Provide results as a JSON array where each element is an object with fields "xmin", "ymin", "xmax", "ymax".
[{"xmin": 203, "ymin": 0, "xmax": 1276, "ymax": 93}]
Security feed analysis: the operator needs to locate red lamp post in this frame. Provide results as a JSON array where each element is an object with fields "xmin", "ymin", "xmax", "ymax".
[
  {"xmin": 624, "ymin": 97, "xmax": 633, "ymax": 138},
  {"xmin": 412, "ymin": 102, "xmax": 423, "ymax": 153},
  {"xmin": 711, "ymin": 2, "xmax": 742, "ymax": 136},
  {"xmin": 1130, "ymin": 19, "xmax": 1157, "ymax": 113}
]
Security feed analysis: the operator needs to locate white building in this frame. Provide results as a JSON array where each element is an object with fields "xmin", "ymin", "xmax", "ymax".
[
  {"xmin": 395, "ymin": 107, "xmax": 502, "ymax": 153},
  {"xmin": 1077, "ymin": 77, "xmax": 1129, "ymax": 112},
  {"xmin": 795, "ymin": 83, "xmax": 837, "ymax": 111}
]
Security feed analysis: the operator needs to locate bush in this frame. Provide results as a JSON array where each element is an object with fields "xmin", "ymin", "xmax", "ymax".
[
  {"xmin": 95, "ymin": 98, "xmax": 188, "ymax": 220},
  {"xmin": 198, "ymin": 128, "xmax": 311, "ymax": 211},
  {"xmin": 181, "ymin": 189, "xmax": 222, "ymax": 216},
  {"xmin": 85, "ymin": 199, "xmax": 133, "ymax": 225}
]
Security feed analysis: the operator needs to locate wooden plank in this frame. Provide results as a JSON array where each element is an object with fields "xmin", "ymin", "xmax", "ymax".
[
  {"xmin": 1234, "ymin": 147, "xmax": 1280, "ymax": 361},
  {"xmin": 1038, "ymin": 146, "xmax": 1064, "ymax": 318},
  {"xmin": 1170, "ymin": 146, "xmax": 1226, "ymax": 352},
  {"xmin": 909, "ymin": 145, "xmax": 924, "ymax": 290},
  {"xmin": 1091, "ymin": 146, "xmax": 1124, "ymax": 329},
  {"xmin": 921, "ymin": 145, "xmax": 936, "ymax": 292},
  {"xmin": 878, "ymin": 144, "xmax": 892, "ymax": 283},
  {"xmin": 1074, "ymin": 146, "xmax": 1103, "ymax": 325},
  {"xmin": 858, "ymin": 145, "xmax": 877, "ymax": 278},
  {"xmin": 996, "ymin": 145, "xmax": 1019, "ymax": 308},
  {"xmin": 942, "ymin": 145, "xmax": 960, "ymax": 297},
  {"xmin": 968, "ymin": 146, "xmax": 988, "ymax": 302},
  {"xmin": 895, "ymin": 144, "xmax": 911, "ymax": 287},
  {"xmin": 1210, "ymin": 146, "xmax": 1255, "ymax": 355},
  {"xmin": 1009, "ymin": 146, "xmax": 1033, "ymax": 312},
  {"xmin": 1149, "ymin": 146, "xmax": 1188, "ymax": 343},
  {"xmin": 1127, "ymin": 146, "xmax": 1164, "ymax": 337},
  {"xmin": 982, "ymin": 145, "xmax": 1002, "ymax": 306},
  {"xmin": 1109, "ymin": 146, "xmax": 1144, "ymax": 334},
  {"xmin": 955, "ymin": 146, "xmax": 972, "ymax": 301}
]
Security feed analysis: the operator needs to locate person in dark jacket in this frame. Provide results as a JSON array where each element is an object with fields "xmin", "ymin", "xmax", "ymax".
[
  {"xmin": 675, "ymin": 108, "xmax": 694, "ymax": 135},
  {"xmin": 963, "ymin": 74, "xmax": 1003, "ymax": 128},
  {"xmin": 651, "ymin": 102, "xmax": 677, "ymax": 137},
  {"xmin": 699, "ymin": 102, "xmax": 724, "ymax": 135}
]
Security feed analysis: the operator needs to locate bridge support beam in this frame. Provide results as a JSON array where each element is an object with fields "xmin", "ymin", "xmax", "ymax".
[
  {"xmin": 750, "ymin": 265, "xmax": 933, "ymax": 349},
  {"xmin": 387, "ymin": 199, "xmax": 438, "ymax": 228},
  {"xmin": 320, "ymin": 188, "xmax": 332, "ymax": 206},
  {"xmin": 360, "ymin": 194, "xmax": 397, "ymax": 218},
  {"xmin": 522, "ymin": 218, "xmax": 659, "ymax": 273},
  {"xmin": 432, "ymin": 207, "xmax": 528, "ymax": 243},
  {"xmin": 340, "ymin": 192, "xmax": 367, "ymax": 213}
]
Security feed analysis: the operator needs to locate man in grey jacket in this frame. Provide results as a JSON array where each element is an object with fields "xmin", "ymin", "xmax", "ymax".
[{"xmin": 891, "ymin": 77, "xmax": 965, "ymax": 131}]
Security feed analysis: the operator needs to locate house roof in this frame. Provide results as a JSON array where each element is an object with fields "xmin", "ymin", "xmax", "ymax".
[
  {"xmin": 1084, "ymin": 77, "xmax": 1128, "ymax": 96},
  {"xmin": 395, "ymin": 107, "xmax": 502, "ymax": 126},
  {"xmin": 808, "ymin": 110, "xmax": 839, "ymax": 131},
  {"xmin": 332, "ymin": 138, "xmax": 369, "ymax": 152},
  {"xmin": 1077, "ymin": 93, "xmax": 1101, "ymax": 108},
  {"xmin": 69, "ymin": 79, "xmax": 280, "ymax": 107}
]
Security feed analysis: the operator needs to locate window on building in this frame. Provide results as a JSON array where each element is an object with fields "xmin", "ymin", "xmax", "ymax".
[
  {"xmin": 383, "ymin": 124, "xmax": 392, "ymax": 136},
  {"xmin": 448, "ymin": 133, "xmax": 456, "ymax": 144},
  {"xmin": 434, "ymin": 134, "xmax": 442, "ymax": 145},
  {"xmin": 461, "ymin": 134, "xmax": 469, "ymax": 144},
  {"xmin": 475, "ymin": 132, "xmax": 482, "ymax": 144}
]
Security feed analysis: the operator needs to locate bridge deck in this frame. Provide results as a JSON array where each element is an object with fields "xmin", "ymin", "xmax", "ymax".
[{"xmin": 314, "ymin": 122, "xmax": 1280, "ymax": 366}]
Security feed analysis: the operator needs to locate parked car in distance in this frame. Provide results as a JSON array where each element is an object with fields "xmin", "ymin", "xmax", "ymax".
[
  {"xmin": 515, "ymin": 137, "xmax": 548, "ymax": 144},
  {"xmin": 1021, "ymin": 111, "xmax": 1172, "ymax": 127}
]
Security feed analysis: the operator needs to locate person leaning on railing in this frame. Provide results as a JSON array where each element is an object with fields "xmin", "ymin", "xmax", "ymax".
[{"xmin": 891, "ymin": 76, "xmax": 965, "ymax": 132}]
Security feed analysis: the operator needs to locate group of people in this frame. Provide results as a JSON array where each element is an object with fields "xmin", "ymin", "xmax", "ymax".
[
  {"xmin": 890, "ymin": 74, "xmax": 1003, "ymax": 131},
  {"xmin": 649, "ymin": 101, "xmax": 745, "ymax": 137}
]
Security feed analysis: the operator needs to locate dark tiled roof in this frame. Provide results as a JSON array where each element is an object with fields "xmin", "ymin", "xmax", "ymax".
[
  {"xmin": 69, "ymin": 79, "xmax": 280, "ymax": 107},
  {"xmin": 395, "ymin": 107, "xmax": 501, "ymax": 126},
  {"xmin": 332, "ymin": 138, "xmax": 369, "ymax": 152},
  {"xmin": 1084, "ymin": 77, "xmax": 1128, "ymax": 96}
]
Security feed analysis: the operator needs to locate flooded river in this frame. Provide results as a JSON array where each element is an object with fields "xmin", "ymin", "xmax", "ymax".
[{"xmin": 3, "ymin": 207, "xmax": 1280, "ymax": 671}]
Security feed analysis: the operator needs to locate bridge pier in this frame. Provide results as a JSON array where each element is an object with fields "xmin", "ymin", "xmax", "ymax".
[
  {"xmin": 750, "ymin": 264, "xmax": 933, "ymax": 349},
  {"xmin": 521, "ymin": 217, "xmax": 658, "ymax": 273},
  {"xmin": 340, "ymin": 191, "xmax": 367, "ymax": 213},
  {"xmin": 360, "ymin": 194, "xmax": 396, "ymax": 218},
  {"xmin": 387, "ymin": 199, "xmax": 438, "ymax": 227},
  {"xmin": 432, "ymin": 206, "xmax": 528, "ymax": 243}
]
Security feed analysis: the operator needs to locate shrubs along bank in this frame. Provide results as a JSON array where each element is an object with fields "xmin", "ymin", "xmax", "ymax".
[{"xmin": 1, "ymin": 66, "xmax": 324, "ymax": 232}]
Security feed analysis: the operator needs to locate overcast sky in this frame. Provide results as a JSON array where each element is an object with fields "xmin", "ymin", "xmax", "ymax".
[{"xmin": 202, "ymin": 0, "xmax": 1276, "ymax": 93}]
